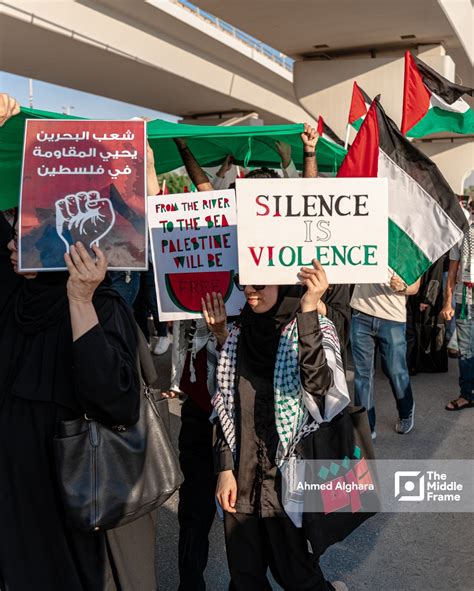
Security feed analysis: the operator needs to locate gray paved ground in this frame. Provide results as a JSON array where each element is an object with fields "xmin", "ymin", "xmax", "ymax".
[{"xmin": 151, "ymin": 344, "xmax": 474, "ymax": 591}]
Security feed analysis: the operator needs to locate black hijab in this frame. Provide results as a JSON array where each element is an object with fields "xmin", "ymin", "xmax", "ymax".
[{"xmin": 239, "ymin": 285, "xmax": 303, "ymax": 379}]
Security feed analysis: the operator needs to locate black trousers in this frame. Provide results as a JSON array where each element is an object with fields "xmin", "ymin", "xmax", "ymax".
[
  {"xmin": 178, "ymin": 398, "xmax": 217, "ymax": 591},
  {"xmin": 224, "ymin": 513, "xmax": 333, "ymax": 591}
]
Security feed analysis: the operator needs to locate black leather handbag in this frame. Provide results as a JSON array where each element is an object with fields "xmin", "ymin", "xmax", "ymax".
[{"xmin": 54, "ymin": 329, "xmax": 183, "ymax": 531}]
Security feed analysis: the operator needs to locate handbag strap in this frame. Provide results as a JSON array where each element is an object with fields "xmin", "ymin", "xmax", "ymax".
[{"xmin": 136, "ymin": 326, "xmax": 158, "ymax": 388}]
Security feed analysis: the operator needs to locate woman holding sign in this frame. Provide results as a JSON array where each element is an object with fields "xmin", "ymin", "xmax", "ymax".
[
  {"xmin": 203, "ymin": 260, "xmax": 350, "ymax": 591},
  {"xmin": 0, "ymin": 231, "xmax": 156, "ymax": 590}
]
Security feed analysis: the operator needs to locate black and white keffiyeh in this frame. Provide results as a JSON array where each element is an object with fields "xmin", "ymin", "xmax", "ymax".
[
  {"xmin": 170, "ymin": 318, "xmax": 218, "ymax": 398},
  {"xmin": 211, "ymin": 314, "xmax": 350, "ymax": 465}
]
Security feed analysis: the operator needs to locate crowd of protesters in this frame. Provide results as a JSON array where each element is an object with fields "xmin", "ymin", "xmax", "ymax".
[{"xmin": 0, "ymin": 91, "xmax": 472, "ymax": 591}]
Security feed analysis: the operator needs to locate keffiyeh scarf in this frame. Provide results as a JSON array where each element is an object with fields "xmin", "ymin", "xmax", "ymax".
[
  {"xmin": 170, "ymin": 318, "xmax": 218, "ymax": 398},
  {"xmin": 211, "ymin": 314, "xmax": 349, "ymax": 465},
  {"xmin": 460, "ymin": 222, "xmax": 474, "ymax": 319}
]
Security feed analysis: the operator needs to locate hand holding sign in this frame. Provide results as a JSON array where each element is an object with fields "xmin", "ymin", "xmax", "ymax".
[
  {"xmin": 298, "ymin": 259, "xmax": 329, "ymax": 313},
  {"xmin": 55, "ymin": 191, "xmax": 116, "ymax": 254},
  {"xmin": 202, "ymin": 292, "xmax": 228, "ymax": 347},
  {"xmin": 65, "ymin": 242, "xmax": 108, "ymax": 304}
]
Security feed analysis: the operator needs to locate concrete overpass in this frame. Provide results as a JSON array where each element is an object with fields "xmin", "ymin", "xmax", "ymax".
[
  {"xmin": 0, "ymin": 0, "xmax": 312, "ymax": 124},
  {"xmin": 1, "ymin": 0, "xmax": 472, "ymax": 190},
  {"xmin": 194, "ymin": 0, "xmax": 474, "ymax": 192}
]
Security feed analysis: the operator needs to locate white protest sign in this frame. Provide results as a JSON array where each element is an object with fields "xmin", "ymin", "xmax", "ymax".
[
  {"xmin": 236, "ymin": 177, "xmax": 388, "ymax": 284},
  {"xmin": 148, "ymin": 190, "xmax": 245, "ymax": 321}
]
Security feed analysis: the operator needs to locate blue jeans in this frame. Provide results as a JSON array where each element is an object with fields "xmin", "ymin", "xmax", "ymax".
[
  {"xmin": 455, "ymin": 304, "xmax": 474, "ymax": 401},
  {"xmin": 351, "ymin": 311, "xmax": 414, "ymax": 431},
  {"xmin": 108, "ymin": 271, "xmax": 141, "ymax": 307}
]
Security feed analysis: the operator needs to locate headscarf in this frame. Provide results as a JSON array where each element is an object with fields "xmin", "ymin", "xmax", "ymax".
[{"xmin": 239, "ymin": 285, "xmax": 303, "ymax": 379}]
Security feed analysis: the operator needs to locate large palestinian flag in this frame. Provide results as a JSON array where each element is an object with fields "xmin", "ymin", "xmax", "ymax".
[
  {"xmin": 338, "ymin": 98, "xmax": 468, "ymax": 284},
  {"xmin": 348, "ymin": 82, "xmax": 372, "ymax": 131},
  {"xmin": 317, "ymin": 115, "xmax": 345, "ymax": 147},
  {"xmin": 401, "ymin": 51, "xmax": 474, "ymax": 137}
]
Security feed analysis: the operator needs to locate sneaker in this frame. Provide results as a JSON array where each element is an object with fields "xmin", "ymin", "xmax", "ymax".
[
  {"xmin": 153, "ymin": 335, "xmax": 170, "ymax": 356},
  {"xmin": 395, "ymin": 402, "xmax": 415, "ymax": 434},
  {"xmin": 371, "ymin": 431, "xmax": 377, "ymax": 440},
  {"xmin": 331, "ymin": 582, "xmax": 348, "ymax": 591}
]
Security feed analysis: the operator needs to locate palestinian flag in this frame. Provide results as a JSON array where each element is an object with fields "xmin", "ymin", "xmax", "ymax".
[
  {"xmin": 348, "ymin": 82, "xmax": 372, "ymax": 131},
  {"xmin": 401, "ymin": 51, "xmax": 474, "ymax": 137},
  {"xmin": 338, "ymin": 97, "xmax": 468, "ymax": 284},
  {"xmin": 317, "ymin": 115, "xmax": 345, "ymax": 147}
]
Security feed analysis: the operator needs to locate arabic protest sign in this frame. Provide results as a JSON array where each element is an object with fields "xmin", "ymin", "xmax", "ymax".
[
  {"xmin": 19, "ymin": 119, "xmax": 147, "ymax": 271},
  {"xmin": 148, "ymin": 190, "xmax": 245, "ymax": 320},
  {"xmin": 236, "ymin": 177, "xmax": 388, "ymax": 284}
]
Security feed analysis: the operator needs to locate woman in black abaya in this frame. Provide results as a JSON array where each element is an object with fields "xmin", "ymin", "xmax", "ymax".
[{"xmin": 0, "ymin": 234, "xmax": 155, "ymax": 591}]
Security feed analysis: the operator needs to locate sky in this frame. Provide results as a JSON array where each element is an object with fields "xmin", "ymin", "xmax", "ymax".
[{"xmin": 0, "ymin": 71, "xmax": 179, "ymax": 121}]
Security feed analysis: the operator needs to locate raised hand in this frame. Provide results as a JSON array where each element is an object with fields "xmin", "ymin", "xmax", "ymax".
[
  {"xmin": 0, "ymin": 93, "xmax": 20, "ymax": 127},
  {"xmin": 216, "ymin": 154, "xmax": 234, "ymax": 178},
  {"xmin": 65, "ymin": 242, "xmax": 108, "ymax": 304},
  {"xmin": 202, "ymin": 291, "xmax": 228, "ymax": 346},
  {"xmin": 275, "ymin": 141, "xmax": 292, "ymax": 169},
  {"xmin": 173, "ymin": 137, "xmax": 187, "ymax": 150},
  {"xmin": 146, "ymin": 141, "xmax": 159, "ymax": 195},
  {"xmin": 300, "ymin": 122, "xmax": 319, "ymax": 150},
  {"xmin": 65, "ymin": 242, "xmax": 108, "ymax": 341},
  {"xmin": 55, "ymin": 191, "xmax": 115, "ymax": 254},
  {"xmin": 298, "ymin": 258, "xmax": 329, "ymax": 313}
]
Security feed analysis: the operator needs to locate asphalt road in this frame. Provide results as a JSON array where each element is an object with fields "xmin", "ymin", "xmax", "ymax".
[{"xmin": 151, "ymin": 344, "xmax": 474, "ymax": 591}]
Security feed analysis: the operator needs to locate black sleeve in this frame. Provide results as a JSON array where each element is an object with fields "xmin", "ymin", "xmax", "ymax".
[
  {"xmin": 297, "ymin": 311, "xmax": 333, "ymax": 401},
  {"xmin": 321, "ymin": 284, "xmax": 351, "ymax": 349},
  {"xmin": 72, "ymin": 299, "xmax": 140, "ymax": 426},
  {"xmin": 214, "ymin": 420, "xmax": 235, "ymax": 472}
]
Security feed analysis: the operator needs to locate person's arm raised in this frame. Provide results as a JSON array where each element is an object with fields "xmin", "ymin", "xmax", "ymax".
[
  {"xmin": 202, "ymin": 291, "xmax": 228, "ymax": 347},
  {"xmin": 174, "ymin": 137, "xmax": 213, "ymax": 192},
  {"xmin": 301, "ymin": 123, "xmax": 319, "ymax": 178},
  {"xmin": 66, "ymin": 242, "xmax": 141, "ymax": 426},
  {"xmin": 0, "ymin": 93, "xmax": 20, "ymax": 127},
  {"xmin": 65, "ymin": 242, "xmax": 107, "ymax": 341},
  {"xmin": 146, "ymin": 141, "xmax": 160, "ymax": 195}
]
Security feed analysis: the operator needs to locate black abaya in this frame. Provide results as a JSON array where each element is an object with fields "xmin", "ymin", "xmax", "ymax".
[
  {"xmin": 0, "ymin": 271, "xmax": 151, "ymax": 590},
  {"xmin": 406, "ymin": 257, "xmax": 448, "ymax": 374}
]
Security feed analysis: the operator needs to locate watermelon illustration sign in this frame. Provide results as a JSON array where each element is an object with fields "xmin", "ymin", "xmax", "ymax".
[
  {"xmin": 148, "ymin": 190, "xmax": 245, "ymax": 320},
  {"xmin": 236, "ymin": 177, "xmax": 388, "ymax": 285}
]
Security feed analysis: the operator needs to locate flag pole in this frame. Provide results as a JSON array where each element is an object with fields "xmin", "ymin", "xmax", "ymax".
[{"xmin": 344, "ymin": 124, "xmax": 351, "ymax": 150}]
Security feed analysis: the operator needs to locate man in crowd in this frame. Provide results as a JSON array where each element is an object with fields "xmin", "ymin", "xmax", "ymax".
[
  {"xmin": 351, "ymin": 274, "xmax": 420, "ymax": 438},
  {"xmin": 442, "ymin": 198, "xmax": 474, "ymax": 411}
]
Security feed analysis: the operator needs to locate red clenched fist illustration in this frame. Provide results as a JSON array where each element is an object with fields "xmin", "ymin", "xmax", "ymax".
[{"xmin": 55, "ymin": 191, "xmax": 115, "ymax": 252}]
